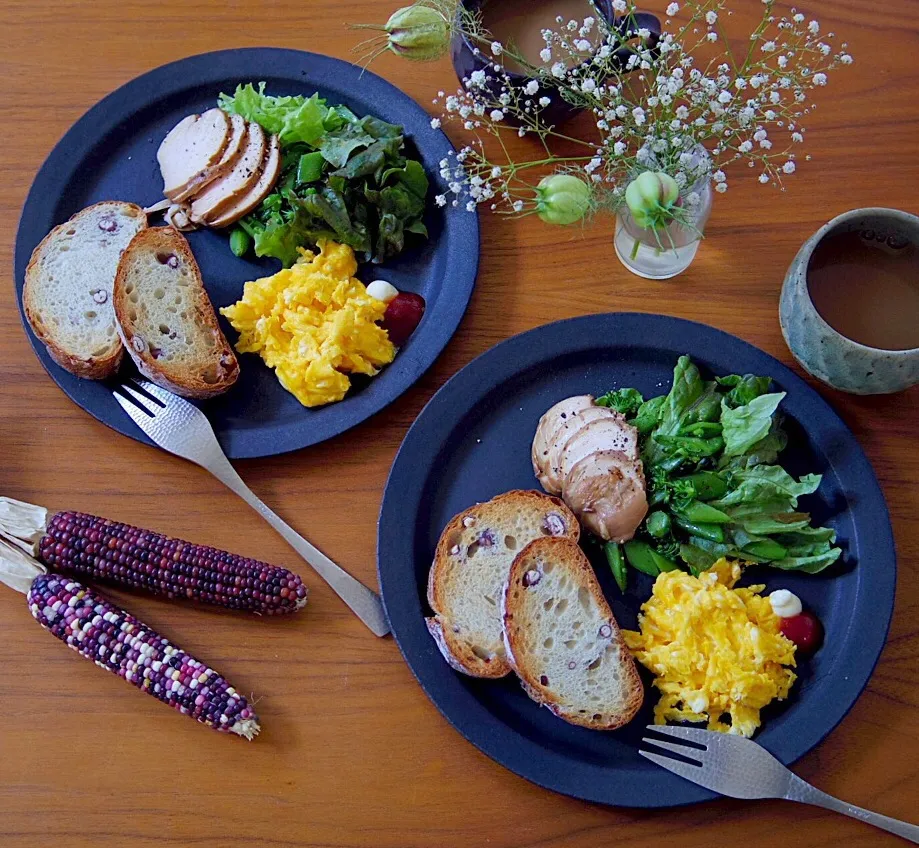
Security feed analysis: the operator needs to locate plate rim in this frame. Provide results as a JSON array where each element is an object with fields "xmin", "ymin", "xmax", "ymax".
[
  {"xmin": 13, "ymin": 47, "xmax": 479, "ymax": 458},
  {"xmin": 377, "ymin": 312, "xmax": 897, "ymax": 808}
]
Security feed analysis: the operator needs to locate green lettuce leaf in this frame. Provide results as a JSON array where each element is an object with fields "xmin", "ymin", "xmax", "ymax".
[
  {"xmin": 713, "ymin": 465, "xmax": 822, "ymax": 508},
  {"xmin": 721, "ymin": 392, "xmax": 785, "ymax": 457},
  {"xmin": 219, "ymin": 83, "xmax": 328, "ymax": 145},
  {"xmin": 717, "ymin": 373, "xmax": 773, "ymax": 407}
]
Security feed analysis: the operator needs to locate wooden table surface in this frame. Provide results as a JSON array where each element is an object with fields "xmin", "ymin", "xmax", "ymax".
[{"xmin": 1, "ymin": 1, "xmax": 917, "ymax": 845}]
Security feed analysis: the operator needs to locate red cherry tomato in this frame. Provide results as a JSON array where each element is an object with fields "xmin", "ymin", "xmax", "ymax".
[
  {"xmin": 382, "ymin": 292, "xmax": 425, "ymax": 347},
  {"xmin": 780, "ymin": 610, "xmax": 824, "ymax": 657}
]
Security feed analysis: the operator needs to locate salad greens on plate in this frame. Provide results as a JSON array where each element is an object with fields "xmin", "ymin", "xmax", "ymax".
[
  {"xmin": 218, "ymin": 83, "xmax": 429, "ymax": 266},
  {"xmin": 598, "ymin": 355, "xmax": 842, "ymax": 586}
]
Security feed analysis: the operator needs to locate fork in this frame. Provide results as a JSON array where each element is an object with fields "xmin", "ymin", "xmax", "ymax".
[
  {"xmin": 641, "ymin": 725, "xmax": 919, "ymax": 843},
  {"xmin": 113, "ymin": 379, "xmax": 390, "ymax": 637}
]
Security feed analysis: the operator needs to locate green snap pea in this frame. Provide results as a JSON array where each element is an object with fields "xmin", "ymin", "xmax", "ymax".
[
  {"xmin": 623, "ymin": 541, "xmax": 662, "ymax": 577},
  {"xmin": 680, "ymin": 471, "xmax": 729, "ymax": 501},
  {"xmin": 742, "ymin": 539, "xmax": 789, "ymax": 560},
  {"xmin": 646, "ymin": 511, "xmax": 672, "ymax": 538},
  {"xmin": 229, "ymin": 227, "xmax": 252, "ymax": 258},
  {"xmin": 605, "ymin": 542, "xmax": 627, "ymax": 593},
  {"xmin": 674, "ymin": 500, "xmax": 732, "ymax": 524},
  {"xmin": 649, "ymin": 549, "xmax": 680, "ymax": 572},
  {"xmin": 673, "ymin": 517, "xmax": 725, "ymax": 543},
  {"xmin": 297, "ymin": 150, "xmax": 325, "ymax": 184}
]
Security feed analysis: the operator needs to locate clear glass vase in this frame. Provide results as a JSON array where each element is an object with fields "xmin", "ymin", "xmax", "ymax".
[{"xmin": 614, "ymin": 182, "xmax": 713, "ymax": 280}]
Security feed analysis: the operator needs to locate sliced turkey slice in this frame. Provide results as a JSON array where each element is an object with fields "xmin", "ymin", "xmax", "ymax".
[
  {"xmin": 158, "ymin": 109, "xmax": 230, "ymax": 201},
  {"xmin": 557, "ymin": 414, "xmax": 639, "ymax": 483},
  {"xmin": 171, "ymin": 114, "xmax": 247, "ymax": 203},
  {"xmin": 208, "ymin": 134, "xmax": 282, "ymax": 228},
  {"xmin": 189, "ymin": 123, "xmax": 267, "ymax": 225},
  {"xmin": 563, "ymin": 450, "xmax": 648, "ymax": 542},
  {"xmin": 532, "ymin": 394, "xmax": 595, "ymax": 484},
  {"xmin": 541, "ymin": 406, "xmax": 618, "ymax": 494}
]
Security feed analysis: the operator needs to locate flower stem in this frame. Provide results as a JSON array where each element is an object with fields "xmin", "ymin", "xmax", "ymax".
[{"xmin": 630, "ymin": 236, "xmax": 642, "ymax": 260}]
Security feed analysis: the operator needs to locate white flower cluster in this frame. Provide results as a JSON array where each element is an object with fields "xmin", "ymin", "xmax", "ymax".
[{"xmin": 427, "ymin": 0, "xmax": 851, "ymax": 215}]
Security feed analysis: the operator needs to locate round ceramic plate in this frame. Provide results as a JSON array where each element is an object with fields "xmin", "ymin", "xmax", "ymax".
[
  {"xmin": 378, "ymin": 313, "xmax": 896, "ymax": 808},
  {"xmin": 14, "ymin": 48, "xmax": 478, "ymax": 458}
]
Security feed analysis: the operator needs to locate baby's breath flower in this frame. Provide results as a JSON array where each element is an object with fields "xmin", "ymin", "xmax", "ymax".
[
  {"xmin": 707, "ymin": 31, "xmax": 718, "ymax": 42},
  {"xmin": 666, "ymin": 1, "xmax": 679, "ymax": 15},
  {"xmin": 582, "ymin": 78, "xmax": 598, "ymax": 93},
  {"xmin": 435, "ymin": 194, "xmax": 447, "ymax": 207},
  {"xmin": 761, "ymin": 40, "xmax": 776, "ymax": 51},
  {"xmin": 793, "ymin": 13, "xmax": 804, "ymax": 22},
  {"xmin": 718, "ymin": 90, "xmax": 732, "ymax": 103},
  {"xmin": 614, "ymin": 140, "xmax": 627, "ymax": 155},
  {"xmin": 430, "ymin": 117, "xmax": 441, "ymax": 129},
  {"xmin": 525, "ymin": 79, "xmax": 540, "ymax": 96},
  {"xmin": 739, "ymin": 140, "xmax": 753, "ymax": 152},
  {"xmin": 540, "ymin": 47, "xmax": 552, "ymax": 63},
  {"xmin": 808, "ymin": 20, "xmax": 819, "ymax": 34},
  {"xmin": 758, "ymin": 173, "xmax": 770, "ymax": 183},
  {"xmin": 715, "ymin": 181, "xmax": 728, "ymax": 193},
  {"xmin": 791, "ymin": 132, "xmax": 804, "ymax": 142},
  {"xmin": 490, "ymin": 166, "xmax": 502, "ymax": 178},
  {"xmin": 713, "ymin": 170, "xmax": 726, "ymax": 182},
  {"xmin": 840, "ymin": 53, "xmax": 853, "ymax": 64},
  {"xmin": 613, "ymin": 0, "xmax": 627, "ymax": 11},
  {"xmin": 706, "ymin": 10, "xmax": 718, "ymax": 24},
  {"xmin": 812, "ymin": 73, "xmax": 827, "ymax": 85},
  {"xmin": 575, "ymin": 39, "xmax": 592, "ymax": 51},
  {"xmin": 539, "ymin": 96, "xmax": 551, "ymax": 107},
  {"xmin": 512, "ymin": 200, "xmax": 524, "ymax": 212},
  {"xmin": 676, "ymin": 105, "xmax": 689, "ymax": 119},
  {"xmin": 551, "ymin": 62, "xmax": 567, "ymax": 78},
  {"xmin": 489, "ymin": 109, "xmax": 504, "ymax": 121},
  {"xmin": 783, "ymin": 160, "xmax": 796, "ymax": 174},
  {"xmin": 632, "ymin": 106, "xmax": 646, "ymax": 125},
  {"xmin": 490, "ymin": 41, "xmax": 502, "ymax": 55}
]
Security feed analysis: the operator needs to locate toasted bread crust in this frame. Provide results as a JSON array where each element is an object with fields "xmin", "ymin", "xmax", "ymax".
[
  {"xmin": 113, "ymin": 227, "xmax": 239, "ymax": 399},
  {"xmin": 23, "ymin": 201, "xmax": 146, "ymax": 380},
  {"xmin": 503, "ymin": 537, "xmax": 643, "ymax": 730},
  {"xmin": 426, "ymin": 490, "xmax": 579, "ymax": 678}
]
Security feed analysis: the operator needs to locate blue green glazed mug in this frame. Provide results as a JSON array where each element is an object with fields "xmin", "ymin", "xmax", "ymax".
[{"xmin": 780, "ymin": 208, "xmax": 919, "ymax": 394}]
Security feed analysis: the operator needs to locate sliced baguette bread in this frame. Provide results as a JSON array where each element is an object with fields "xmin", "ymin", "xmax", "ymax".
[
  {"xmin": 502, "ymin": 537, "xmax": 643, "ymax": 729},
  {"xmin": 23, "ymin": 201, "xmax": 147, "ymax": 379},
  {"xmin": 427, "ymin": 490, "xmax": 579, "ymax": 678},
  {"xmin": 113, "ymin": 227, "xmax": 239, "ymax": 399}
]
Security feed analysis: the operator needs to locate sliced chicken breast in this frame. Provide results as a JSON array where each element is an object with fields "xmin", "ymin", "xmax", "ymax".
[
  {"xmin": 171, "ymin": 114, "xmax": 248, "ymax": 203},
  {"xmin": 189, "ymin": 123, "xmax": 267, "ymax": 225},
  {"xmin": 208, "ymin": 133, "xmax": 282, "ymax": 228},
  {"xmin": 557, "ymin": 413, "xmax": 639, "ymax": 482},
  {"xmin": 532, "ymin": 395, "xmax": 595, "ymax": 481},
  {"xmin": 158, "ymin": 109, "xmax": 230, "ymax": 201},
  {"xmin": 542, "ymin": 406, "xmax": 619, "ymax": 494},
  {"xmin": 564, "ymin": 450, "xmax": 648, "ymax": 542}
]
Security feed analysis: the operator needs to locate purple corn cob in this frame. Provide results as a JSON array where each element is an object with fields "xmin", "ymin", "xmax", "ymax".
[
  {"xmin": 38, "ymin": 511, "xmax": 307, "ymax": 614},
  {"xmin": 28, "ymin": 573, "xmax": 259, "ymax": 739}
]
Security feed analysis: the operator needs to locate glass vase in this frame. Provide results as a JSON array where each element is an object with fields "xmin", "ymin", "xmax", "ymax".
[{"xmin": 614, "ymin": 182, "xmax": 713, "ymax": 279}]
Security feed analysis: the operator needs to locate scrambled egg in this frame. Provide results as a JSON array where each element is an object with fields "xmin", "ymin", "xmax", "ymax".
[
  {"xmin": 623, "ymin": 559, "xmax": 796, "ymax": 737},
  {"xmin": 221, "ymin": 241, "xmax": 395, "ymax": 407}
]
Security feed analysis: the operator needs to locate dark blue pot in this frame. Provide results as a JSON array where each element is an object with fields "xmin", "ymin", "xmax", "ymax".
[{"xmin": 451, "ymin": 0, "xmax": 661, "ymax": 127}]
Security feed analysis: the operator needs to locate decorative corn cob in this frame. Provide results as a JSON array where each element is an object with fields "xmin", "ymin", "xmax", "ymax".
[
  {"xmin": 27, "ymin": 572, "xmax": 260, "ymax": 739},
  {"xmin": 0, "ymin": 498, "xmax": 306, "ymax": 614}
]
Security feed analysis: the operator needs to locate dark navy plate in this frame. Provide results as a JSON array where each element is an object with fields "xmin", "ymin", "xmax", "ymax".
[
  {"xmin": 14, "ymin": 48, "xmax": 478, "ymax": 458},
  {"xmin": 378, "ymin": 313, "xmax": 896, "ymax": 808}
]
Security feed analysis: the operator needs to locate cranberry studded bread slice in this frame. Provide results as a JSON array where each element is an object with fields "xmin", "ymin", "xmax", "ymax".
[
  {"xmin": 503, "ymin": 537, "xmax": 643, "ymax": 729},
  {"xmin": 113, "ymin": 227, "xmax": 239, "ymax": 399},
  {"xmin": 23, "ymin": 201, "xmax": 147, "ymax": 379},
  {"xmin": 427, "ymin": 491, "xmax": 579, "ymax": 678}
]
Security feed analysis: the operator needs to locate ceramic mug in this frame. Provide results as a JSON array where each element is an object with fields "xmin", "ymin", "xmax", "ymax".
[
  {"xmin": 780, "ymin": 207, "xmax": 919, "ymax": 395},
  {"xmin": 451, "ymin": 0, "xmax": 661, "ymax": 127}
]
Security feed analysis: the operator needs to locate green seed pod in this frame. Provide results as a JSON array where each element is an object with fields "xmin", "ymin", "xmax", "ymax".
[
  {"xmin": 624, "ymin": 171, "xmax": 680, "ymax": 228},
  {"xmin": 384, "ymin": 4, "xmax": 450, "ymax": 61},
  {"xmin": 535, "ymin": 173, "xmax": 592, "ymax": 226}
]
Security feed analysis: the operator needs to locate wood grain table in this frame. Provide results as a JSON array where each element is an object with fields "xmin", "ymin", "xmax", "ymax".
[{"xmin": 1, "ymin": 1, "xmax": 917, "ymax": 845}]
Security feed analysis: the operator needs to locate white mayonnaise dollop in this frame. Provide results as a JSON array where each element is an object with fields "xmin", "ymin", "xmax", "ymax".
[
  {"xmin": 769, "ymin": 589, "xmax": 803, "ymax": 619},
  {"xmin": 366, "ymin": 279, "xmax": 399, "ymax": 303}
]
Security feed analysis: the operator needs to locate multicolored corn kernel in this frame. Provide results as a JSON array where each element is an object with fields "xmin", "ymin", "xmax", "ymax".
[
  {"xmin": 39, "ymin": 511, "xmax": 307, "ymax": 615},
  {"xmin": 27, "ymin": 573, "xmax": 259, "ymax": 739}
]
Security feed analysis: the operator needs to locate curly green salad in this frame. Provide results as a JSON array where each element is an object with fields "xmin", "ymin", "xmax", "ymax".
[
  {"xmin": 219, "ymin": 83, "xmax": 429, "ymax": 266},
  {"xmin": 600, "ymin": 356, "xmax": 842, "ymax": 588}
]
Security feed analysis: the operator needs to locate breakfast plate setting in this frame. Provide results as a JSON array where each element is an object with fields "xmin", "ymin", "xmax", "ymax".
[{"xmin": 4, "ymin": 0, "xmax": 919, "ymax": 842}]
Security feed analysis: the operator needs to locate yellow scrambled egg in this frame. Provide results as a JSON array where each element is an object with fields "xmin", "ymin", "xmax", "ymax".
[
  {"xmin": 623, "ymin": 559, "xmax": 796, "ymax": 737},
  {"xmin": 221, "ymin": 241, "xmax": 395, "ymax": 408}
]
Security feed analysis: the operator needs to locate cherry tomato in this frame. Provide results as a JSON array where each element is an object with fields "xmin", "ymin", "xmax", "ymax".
[
  {"xmin": 382, "ymin": 292, "xmax": 425, "ymax": 347},
  {"xmin": 780, "ymin": 610, "xmax": 824, "ymax": 657}
]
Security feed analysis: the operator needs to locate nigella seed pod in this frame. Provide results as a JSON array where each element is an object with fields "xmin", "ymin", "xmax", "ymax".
[
  {"xmin": 625, "ymin": 171, "xmax": 680, "ymax": 228},
  {"xmin": 354, "ymin": 4, "xmax": 450, "ymax": 63}
]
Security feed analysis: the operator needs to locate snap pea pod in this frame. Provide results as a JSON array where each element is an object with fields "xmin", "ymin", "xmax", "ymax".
[
  {"xmin": 623, "ymin": 541, "xmax": 661, "ymax": 577},
  {"xmin": 646, "ymin": 511, "xmax": 672, "ymax": 538},
  {"xmin": 680, "ymin": 471, "xmax": 729, "ymax": 501},
  {"xmin": 605, "ymin": 542, "xmax": 627, "ymax": 592},
  {"xmin": 673, "ymin": 501, "xmax": 732, "ymax": 524},
  {"xmin": 673, "ymin": 516, "xmax": 725, "ymax": 543},
  {"xmin": 742, "ymin": 539, "xmax": 789, "ymax": 560},
  {"xmin": 679, "ymin": 421, "xmax": 723, "ymax": 438},
  {"xmin": 229, "ymin": 227, "xmax": 252, "ymax": 258}
]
